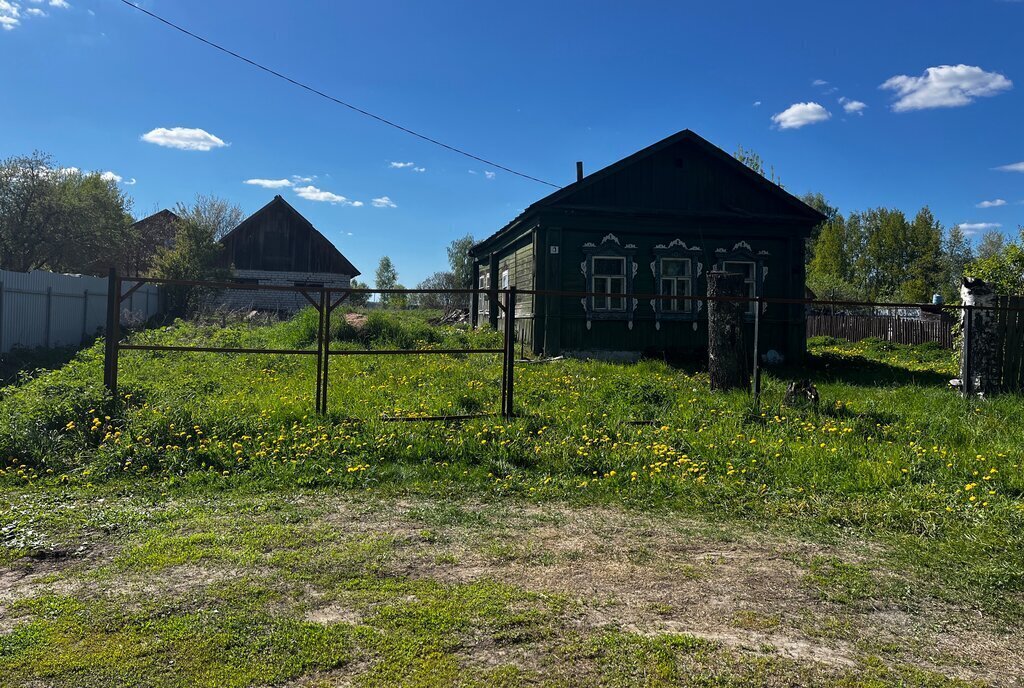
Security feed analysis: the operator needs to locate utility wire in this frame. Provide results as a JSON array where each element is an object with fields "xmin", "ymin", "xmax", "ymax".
[{"xmin": 117, "ymin": 0, "xmax": 562, "ymax": 189}]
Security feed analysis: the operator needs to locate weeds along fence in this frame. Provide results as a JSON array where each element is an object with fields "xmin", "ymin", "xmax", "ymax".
[
  {"xmin": 1, "ymin": 268, "xmax": 160, "ymax": 354},
  {"xmin": 101, "ymin": 270, "xmax": 1024, "ymax": 416},
  {"xmin": 806, "ymin": 313, "xmax": 954, "ymax": 348}
]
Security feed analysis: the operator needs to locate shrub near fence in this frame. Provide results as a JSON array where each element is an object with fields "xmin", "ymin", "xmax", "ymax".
[
  {"xmin": 807, "ymin": 313, "xmax": 954, "ymax": 348},
  {"xmin": 0, "ymin": 268, "xmax": 160, "ymax": 353}
]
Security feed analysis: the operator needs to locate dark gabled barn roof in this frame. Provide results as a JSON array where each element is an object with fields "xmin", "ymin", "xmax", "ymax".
[
  {"xmin": 132, "ymin": 208, "xmax": 180, "ymax": 229},
  {"xmin": 220, "ymin": 195, "xmax": 359, "ymax": 276},
  {"xmin": 470, "ymin": 129, "xmax": 826, "ymax": 257}
]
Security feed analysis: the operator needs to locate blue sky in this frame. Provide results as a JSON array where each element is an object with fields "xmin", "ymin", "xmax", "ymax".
[{"xmin": 1, "ymin": 0, "xmax": 1022, "ymax": 285}]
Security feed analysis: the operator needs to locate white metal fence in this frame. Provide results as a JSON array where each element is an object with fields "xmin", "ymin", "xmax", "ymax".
[{"xmin": 0, "ymin": 269, "xmax": 161, "ymax": 354}]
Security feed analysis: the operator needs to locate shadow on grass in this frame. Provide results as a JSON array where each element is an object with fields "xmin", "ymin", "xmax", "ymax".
[
  {"xmin": 800, "ymin": 352, "xmax": 952, "ymax": 388},
  {"xmin": 0, "ymin": 344, "xmax": 90, "ymax": 388}
]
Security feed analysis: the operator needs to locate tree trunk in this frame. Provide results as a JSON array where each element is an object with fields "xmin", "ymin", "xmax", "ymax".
[
  {"xmin": 707, "ymin": 271, "xmax": 749, "ymax": 392},
  {"xmin": 958, "ymin": 278, "xmax": 1000, "ymax": 397}
]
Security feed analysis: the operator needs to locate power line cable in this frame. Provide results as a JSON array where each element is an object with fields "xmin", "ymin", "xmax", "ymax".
[{"xmin": 117, "ymin": 0, "xmax": 562, "ymax": 189}]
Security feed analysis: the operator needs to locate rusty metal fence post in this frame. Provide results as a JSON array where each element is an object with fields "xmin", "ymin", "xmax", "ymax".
[
  {"xmin": 314, "ymin": 288, "xmax": 327, "ymax": 414},
  {"xmin": 501, "ymin": 287, "xmax": 517, "ymax": 419},
  {"xmin": 752, "ymin": 295, "xmax": 763, "ymax": 404},
  {"xmin": 103, "ymin": 268, "xmax": 120, "ymax": 396}
]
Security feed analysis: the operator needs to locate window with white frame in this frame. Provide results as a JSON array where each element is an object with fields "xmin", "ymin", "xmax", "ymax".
[
  {"xmin": 722, "ymin": 260, "xmax": 757, "ymax": 315},
  {"xmin": 500, "ymin": 268, "xmax": 510, "ymax": 289},
  {"xmin": 477, "ymin": 271, "xmax": 490, "ymax": 316},
  {"xmin": 592, "ymin": 256, "xmax": 627, "ymax": 311},
  {"xmin": 659, "ymin": 257, "xmax": 692, "ymax": 313}
]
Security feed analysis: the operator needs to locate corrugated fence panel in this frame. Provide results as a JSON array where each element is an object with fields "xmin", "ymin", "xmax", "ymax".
[{"xmin": 0, "ymin": 269, "xmax": 160, "ymax": 353}]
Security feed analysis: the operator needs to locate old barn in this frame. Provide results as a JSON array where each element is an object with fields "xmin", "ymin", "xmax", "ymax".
[
  {"xmin": 469, "ymin": 129, "xmax": 824, "ymax": 361},
  {"xmin": 219, "ymin": 195, "xmax": 359, "ymax": 312}
]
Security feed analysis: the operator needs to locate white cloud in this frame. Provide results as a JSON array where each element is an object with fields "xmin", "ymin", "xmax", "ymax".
[
  {"xmin": 976, "ymin": 199, "xmax": 1006, "ymax": 208},
  {"xmin": 484, "ymin": 171, "xmax": 496, "ymax": 180},
  {"xmin": 371, "ymin": 196, "xmax": 396, "ymax": 208},
  {"xmin": 293, "ymin": 185, "xmax": 356, "ymax": 205},
  {"xmin": 350, "ymin": 201, "xmax": 364, "ymax": 207},
  {"xmin": 140, "ymin": 127, "xmax": 228, "ymax": 151},
  {"xmin": 880, "ymin": 65, "xmax": 1012, "ymax": 112},
  {"xmin": 812, "ymin": 79, "xmax": 828, "ymax": 86},
  {"xmin": 99, "ymin": 171, "xmax": 122, "ymax": 183},
  {"xmin": 48, "ymin": 0, "xmax": 68, "ymax": 7},
  {"xmin": 25, "ymin": 7, "xmax": 43, "ymax": 16},
  {"xmin": 995, "ymin": 162, "xmax": 1024, "ymax": 173},
  {"xmin": 124, "ymin": 177, "xmax": 136, "ymax": 186},
  {"xmin": 771, "ymin": 102, "xmax": 831, "ymax": 130},
  {"xmin": 960, "ymin": 222, "xmax": 1002, "ymax": 234},
  {"xmin": 0, "ymin": 0, "xmax": 20, "ymax": 30},
  {"xmin": 752, "ymin": 100, "xmax": 761, "ymax": 107},
  {"xmin": 468, "ymin": 170, "xmax": 477, "ymax": 175},
  {"xmin": 244, "ymin": 178, "xmax": 292, "ymax": 189},
  {"xmin": 291, "ymin": 174, "xmax": 314, "ymax": 183},
  {"xmin": 413, "ymin": 166, "xmax": 426, "ymax": 172},
  {"xmin": 389, "ymin": 162, "xmax": 414, "ymax": 169},
  {"xmin": 839, "ymin": 97, "xmax": 867, "ymax": 114}
]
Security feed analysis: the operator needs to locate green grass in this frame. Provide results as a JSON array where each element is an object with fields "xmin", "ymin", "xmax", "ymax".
[{"xmin": 0, "ymin": 310, "xmax": 1021, "ymax": 685}]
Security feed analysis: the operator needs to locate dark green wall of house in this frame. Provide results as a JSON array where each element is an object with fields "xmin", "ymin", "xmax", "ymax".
[{"xmin": 540, "ymin": 222, "xmax": 805, "ymax": 361}]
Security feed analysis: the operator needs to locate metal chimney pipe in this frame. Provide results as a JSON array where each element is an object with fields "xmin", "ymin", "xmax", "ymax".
[{"xmin": 576, "ymin": 161, "xmax": 584, "ymax": 182}]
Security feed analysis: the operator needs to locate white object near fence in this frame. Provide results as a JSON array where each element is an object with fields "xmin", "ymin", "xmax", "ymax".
[{"xmin": 0, "ymin": 268, "xmax": 160, "ymax": 354}]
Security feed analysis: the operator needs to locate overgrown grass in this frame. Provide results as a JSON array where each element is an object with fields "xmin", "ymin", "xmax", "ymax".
[{"xmin": 1, "ymin": 311, "xmax": 1022, "ymax": 625}]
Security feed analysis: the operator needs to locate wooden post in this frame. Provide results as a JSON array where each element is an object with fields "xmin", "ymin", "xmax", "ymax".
[
  {"xmin": 488, "ymin": 253, "xmax": 499, "ymax": 330},
  {"xmin": 752, "ymin": 295, "xmax": 763, "ymax": 403},
  {"xmin": 707, "ymin": 271, "xmax": 749, "ymax": 392},
  {"xmin": 103, "ymin": 268, "xmax": 120, "ymax": 396}
]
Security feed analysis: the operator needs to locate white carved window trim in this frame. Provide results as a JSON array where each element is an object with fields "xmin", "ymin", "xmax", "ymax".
[
  {"xmin": 500, "ymin": 268, "xmax": 510, "ymax": 289},
  {"xmin": 580, "ymin": 233, "xmax": 637, "ymax": 328},
  {"xmin": 477, "ymin": 271, "xmax": 490, "ymax": 316}
]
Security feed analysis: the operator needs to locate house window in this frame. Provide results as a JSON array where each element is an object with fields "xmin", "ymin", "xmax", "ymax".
[
  {"xmin": 477, "ymin": 271, "xmax": 490, "ymax": 317},
  {"xmin": 592, "ymin": 256, "xmax": 627, "ymax": 312},
  {"xmin": 500, "ymin": 268, "xmax": 510, "ymax": 289},
  {"xmin": 722, "ymin": 260, "xmax": 757, "ymax": 315},
  {"xmin": 659, "ymin": 257, "xmax": 692, "ymax": 313}
]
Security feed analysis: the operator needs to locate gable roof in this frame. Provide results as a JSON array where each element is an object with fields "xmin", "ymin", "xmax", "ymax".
[
  {"xmin": 132, "ymin": 208, "xmax": 180, "ymax": 228},
  {"xmin": 470, "ymin": 129, "xmax": 826, "ymax": 256},
  {"xmin": 221, "ymin": 195, "xmax": 360, "ymax": 277}
]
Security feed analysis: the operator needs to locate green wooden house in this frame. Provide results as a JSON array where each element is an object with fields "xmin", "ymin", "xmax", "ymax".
[{"xmin": 468, "ymin": 129, "xmax": 824, "ymax": 361}]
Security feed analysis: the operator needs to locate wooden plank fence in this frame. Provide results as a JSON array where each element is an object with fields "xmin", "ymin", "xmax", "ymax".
[
  {"xmin": 807, "ymin": 314, "xmax": 954, "ymax": 348},
  {"xmin": 995, "ymin": 295, "xmax": 1024, "ymax": 391}
]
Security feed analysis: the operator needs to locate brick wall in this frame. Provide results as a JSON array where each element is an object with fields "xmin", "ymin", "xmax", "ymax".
[{"xmin": 218, "ymin": 270, "xmax": 352, "ymax": 313}]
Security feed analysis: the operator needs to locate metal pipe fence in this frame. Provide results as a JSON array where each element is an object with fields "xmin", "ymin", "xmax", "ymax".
[{"xmin": 102, "ymin": 269, "xmax": 1024, "ymax": 417}]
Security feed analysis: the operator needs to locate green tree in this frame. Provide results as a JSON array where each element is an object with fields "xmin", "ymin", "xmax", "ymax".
[
  {"xmin": 965, "ymin": 228, "xmax": 1024, "ymax": 295},
  {"xmin": 900, "ymin": 206, "xmax": 944, "ymax": 302},
  {"xmin": 375, "ymin": 256, "xmax": 398, "ymax": 307},
  {"xmin": 416, "ymin": 271, "xmax": 459, "ymax": 310},
  {"xmin": 0, "ymin": 151, "xmax": 134, "ymax": 274},
  {"xmin": 152, "ymin": 196, "xmax": 234, "ymax": 317},
  {"xmin": 940, "ymin": 224, "xmax": 974, "ymax": 302},
  {"xmin": 446, "ymin": 234, "xmax": 475, "ymax": 288},
  {"xmin": 347, "ymin": 279, "xmax": 370, "ymax": 307},
  {"xmin": 733, "ymin": 145, "xmax": 782, "ymax": 186},
  {"xmin": 975, "ymin": 229, "xmax": 1006, "ymax": 260}
]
